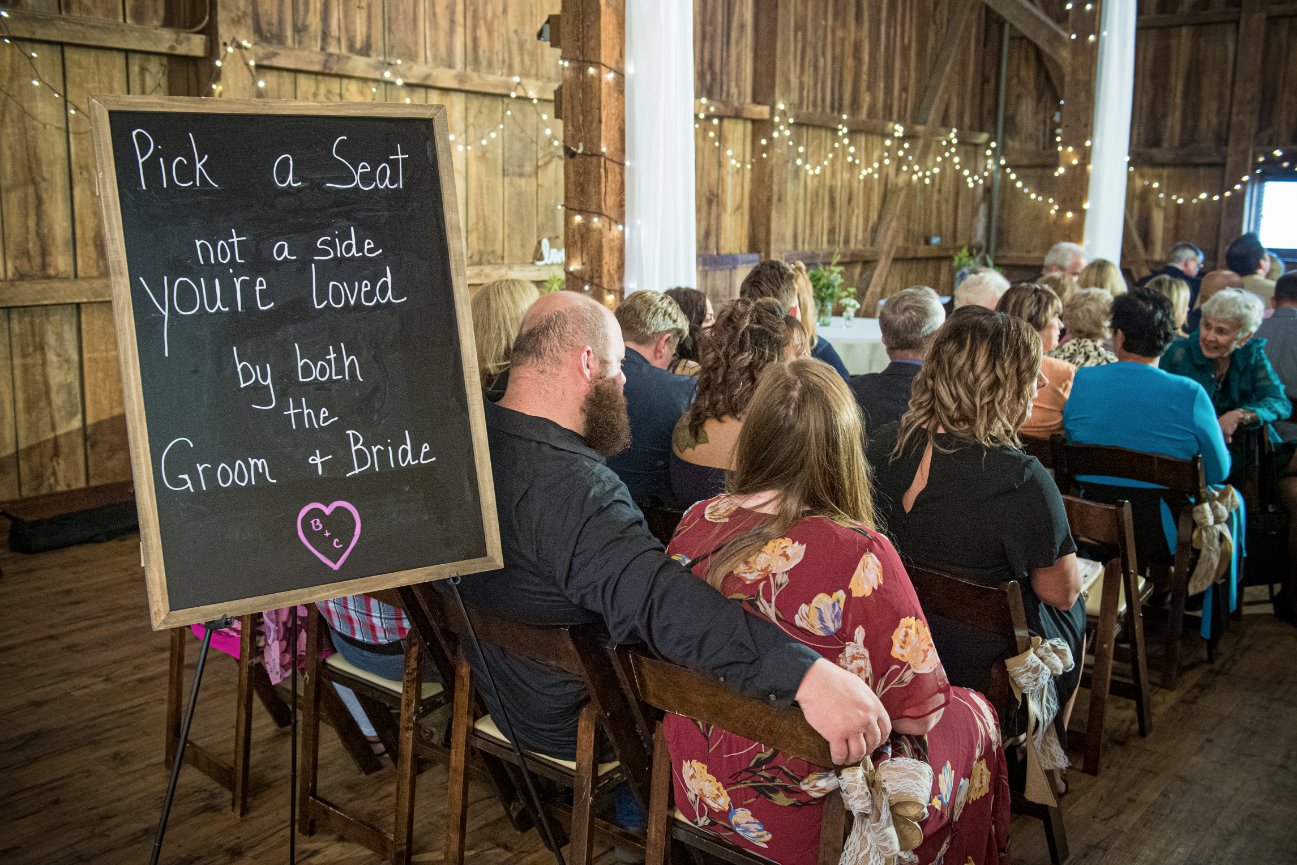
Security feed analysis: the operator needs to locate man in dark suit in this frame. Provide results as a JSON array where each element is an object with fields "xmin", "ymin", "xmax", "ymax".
[
  {"xmin": 606, "ymin": 290, "xmax": 694, "ymax": 506},
  {"xmin": 1136, "ymin": 241, "xmax": 1204, "ymax": 308},
  {"xmin": 849, "ymin": 286, "xmax": 945, "ymax": 435}
]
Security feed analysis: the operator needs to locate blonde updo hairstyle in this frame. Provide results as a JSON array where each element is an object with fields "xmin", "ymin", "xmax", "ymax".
[{"xmin": 894, "ymin": 306, "xmax": 1041, "ymax": 456}]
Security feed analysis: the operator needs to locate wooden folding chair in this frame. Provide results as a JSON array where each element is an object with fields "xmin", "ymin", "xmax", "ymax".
[
  {"xmin": 1061, "ymin": 496, "xmax": 1153, "ymax": 775},
  {"xmin": 167, "ymin": 615, "xmax": 379, "ymax": 817},
  {"xmin": 1020, "ymin": 433, "xmax": 1056, "ymax": 470},
  {"xmin": 165, "ymin": 617, "xmax": 290, "ymax": 816},
  {"xmin": 401, "ymin": 584, "xmax": 652, "ymax": 865},
  {"xmin": 1053, "ymin": 441, "xmax": 1220, "ymax": 689},
  {"xmin": 298, "ymin": 601, "xmax": 448, "ymax": 865},
  {"xmin": 905, "ymin": 564, "xmax": 1069, "ymax": 865},
  {"xmin": 615, "ymin": 648, "xmax": 848, "ymax": 865}
]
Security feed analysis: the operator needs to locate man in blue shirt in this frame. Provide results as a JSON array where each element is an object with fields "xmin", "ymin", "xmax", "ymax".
[{"xmin": 606, "ymin": 290, "xmax": 695, "ymax": 506}]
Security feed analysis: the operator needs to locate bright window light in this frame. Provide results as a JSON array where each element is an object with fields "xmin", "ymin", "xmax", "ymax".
[{"xmin": 1258, "ymin": 181, "xmax": 1297, "ymax": 249}]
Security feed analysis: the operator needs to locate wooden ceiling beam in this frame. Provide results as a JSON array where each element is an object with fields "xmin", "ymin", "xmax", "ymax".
[
  {"xmin": 981, "ymin": 0, "xmax": 1067, "ymax": 88},
  {"xmin": 859, "ymin": 0, "xmax": 978, "ymax": 313},
  {"xmin": 1216, "ymin": 0, "xmax": 1267, "ymax": 259}
]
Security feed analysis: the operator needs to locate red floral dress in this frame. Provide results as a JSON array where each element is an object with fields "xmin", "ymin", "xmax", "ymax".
[{"xmin": 664, "ymin": 496, "xmax": 1011, "ymax": 865}]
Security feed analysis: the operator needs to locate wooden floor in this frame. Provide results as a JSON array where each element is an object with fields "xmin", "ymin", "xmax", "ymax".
[{"xmin": 1, "ymin": 529, "xmax": 1295, "ymax": 865}]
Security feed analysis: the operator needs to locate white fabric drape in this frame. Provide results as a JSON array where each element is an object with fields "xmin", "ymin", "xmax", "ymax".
[
  {"xmin": 1082, "ymin": 1, "xmax": 1136, "ymax": 263},
  {"xmin": 625, "ymin": 0, "xmax": 697, "ymax": 295}
]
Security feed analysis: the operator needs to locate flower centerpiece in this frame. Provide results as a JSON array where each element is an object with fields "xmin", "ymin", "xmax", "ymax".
[
  {"xmin": 808, "ymin": 254, "xmax": 847, "ymax": 328},
  {"xmin": 839, "ymin": 296, "xmax": 861, "ymax": 324}
]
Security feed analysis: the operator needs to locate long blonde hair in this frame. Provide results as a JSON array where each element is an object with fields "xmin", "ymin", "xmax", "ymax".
[
  {"xmin": 471, "ymin": 279, "xmax": 540, "ymax": 385},
  {"xmin": 893, "ymin": 307, "xmax": 1041, "ymax": 457},
  {"xmin": 707, "ymin": 360, "xmax": 876, "ymax": 589}
]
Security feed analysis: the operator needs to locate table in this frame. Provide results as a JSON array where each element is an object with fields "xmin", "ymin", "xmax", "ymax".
[{"xmin": 815, "ymin": 316, "xmax": 889, "ymax": 376}]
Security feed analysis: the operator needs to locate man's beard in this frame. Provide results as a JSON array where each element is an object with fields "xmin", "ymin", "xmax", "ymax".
[{"xmin": 582, "ymin": 374, "xmax": 631, "ymax": 457}]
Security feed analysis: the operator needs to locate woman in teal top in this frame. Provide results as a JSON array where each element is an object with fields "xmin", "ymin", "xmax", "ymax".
[
  {"xmin": 1159, "ymin": 288, "xmax": 1292, "ymax": 443},
  {"xmin": 1065, "ymin": 289, "xmax": 1238, "ymax": 639}
]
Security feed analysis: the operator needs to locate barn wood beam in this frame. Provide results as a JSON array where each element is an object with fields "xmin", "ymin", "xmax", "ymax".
[
  {"xmin": 559, "ymin": 0, "xmax": 625, "ymax": 301},
  {"xmin": 1217, "ymin": 0, "xmax": 1267, "ymax": 259},
  {"xmin": 860, "ymin": 0, "xmax": 978, "ymax": 314},
  {"xmin": 748, "ymin": 0, "xmax": 796, "ymax": 259},
  {"xmin": 1138, "ymin": 4, "xmax": 1297, "ymax": 29},
  {"xmin": 1052, "ymin": 1, "xmax": 1099, "ymax": 235},
  {"xmin": 1123, "ymin": 209, "xmax": 1153, "ymax": 279},
  {"xmin": 982, "ymin": 0, "xmax": 1067, "ymax": 90},
  {"xmin": 0, "ymin": 9, "xmax": 208, "ymax": 57},
  {"xmin": 248, "ymin": 44, "xmax": 554, "ymax": 101},
  {"xmin": 698, "ymin": 97, "xmax": 991, "ymax": 142}
]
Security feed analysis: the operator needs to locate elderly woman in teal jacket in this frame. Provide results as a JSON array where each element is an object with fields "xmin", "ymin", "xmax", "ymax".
[{"xmin": 1160, "ymin": 288, "xmax": 1292, "ymax": 445}]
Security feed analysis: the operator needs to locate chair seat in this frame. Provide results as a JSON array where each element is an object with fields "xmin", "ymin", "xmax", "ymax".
[
  {"xmin": 1079, "ymin": 557, "xmax": 1147, "ymax": 619},
  {"xmin": 324, "ymin": 652, "xmax": 445, "ymax": 700},
  {"xmin": 473, "ymin": 714, "xmax": 620, "ymax": 776}
]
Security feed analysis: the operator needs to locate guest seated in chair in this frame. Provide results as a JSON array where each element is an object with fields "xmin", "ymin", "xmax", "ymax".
[
  {"xmin": 849, "ymin": 285, "xmax": 945, "ymax": 435},
  {"xmin": 670, "ymin": 297, "xmax": 804, "ymax": 506},
  {"xmin": 472, "ymin": 279, "xmax": 540, "ymax": 402},
  {"xmin": 453, "ymin": 291, "xmax": 892, "ymax": 810},
  {"xmin": 605, "ymin": 290, "xmax": 695, "ymax": 508},
  {"xmin": 1159, "ymin": 288, "xmax": 1292, "ymax": 448},
  {"xmin": 665, "ymin": 359, "xmax": 1011, "ymax": 864},
  {"xmin": 1048, "ymin": 288, "xmax": 1116, "ymax": 368},
  {"xmin": 318, "ymin": 594, "xmax": 440, "ymax": 750},
  {"xmin": 664, "ymin": 287, "xmax": 714, "ymax": 376},
  {"xmin": 1063, "ymin": 288, "xmax": 1236, "ymax": 632},
  {"xmin": 998, "ymin": 282, "xmax": 1075, "ymax": 439},
  {"xmin": 866, "ymin": 307, "xmax": 1085, "ymax": 777}
]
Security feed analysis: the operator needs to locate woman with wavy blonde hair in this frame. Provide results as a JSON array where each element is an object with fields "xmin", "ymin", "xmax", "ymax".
[
  {"xmin": 664, "ymin": 359, "xmax": 1011, "ymax": 864},
  {"xmin": 998, "ymin": 282, "xmax": 1075, "ymax": 438},
  {"xmin": 670, "ymin": 297, "xmax": 802, "ymax": 504},
  {"xmin": 867, "ymin": 307, "xmax": 1085, "ymax": 787}
]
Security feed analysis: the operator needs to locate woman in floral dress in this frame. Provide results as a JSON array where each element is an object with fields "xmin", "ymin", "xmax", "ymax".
[{"xmin": 664, "ymin": 359, "xmax": 1011, "ymax": 865}]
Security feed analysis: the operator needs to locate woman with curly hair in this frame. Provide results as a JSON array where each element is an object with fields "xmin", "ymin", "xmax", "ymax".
[
  {"xmin": 665, "ymin": 359, "xmax": 1010, "ymax": 864},
  {"xmin": 670, "ymin": 297, "xmax": 802, "ymax": 506},
  {"xmin": 866, "ymin": 307, "xmax": 1085, "ymax": 790},
  {"xmin": 664, "ymin": 286, "xmax": 714, "ymax": 376}
]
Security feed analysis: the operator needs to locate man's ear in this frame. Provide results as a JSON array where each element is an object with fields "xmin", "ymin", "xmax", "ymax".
[
  {"xmin": 654, "ymin": 331, "xmax": 675, "ymax": 365},
  {"xmin": 579, "ymin": 345, "xmax": 598, "ymax": 382}
]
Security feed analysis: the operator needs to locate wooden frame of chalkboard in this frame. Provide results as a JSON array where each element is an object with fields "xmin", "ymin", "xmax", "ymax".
[{"xmin": 90, "ymin": 97, "xmax": 502, "ymax": 630}]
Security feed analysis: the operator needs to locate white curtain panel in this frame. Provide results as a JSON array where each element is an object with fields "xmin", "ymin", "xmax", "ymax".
[
  {"xmin": 1083, "ymin": 0, "xmax": 1136, "ymax": 264},
  {"xmin": 625, "ymin": 0, "xmax": 698, "ymax": 295}
]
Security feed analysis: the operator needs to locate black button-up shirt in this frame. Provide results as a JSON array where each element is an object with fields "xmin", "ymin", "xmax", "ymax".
[{"xmin": 450, "ymin": 401, "xmax": 818, "ymax": 758}]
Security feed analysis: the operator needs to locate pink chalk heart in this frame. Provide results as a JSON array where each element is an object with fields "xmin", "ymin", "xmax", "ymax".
[{"xmin": 297, "ymin": 501, "xmax": 361, "ymax": 571}]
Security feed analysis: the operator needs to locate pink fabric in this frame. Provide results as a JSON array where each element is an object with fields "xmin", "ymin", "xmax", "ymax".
[{"xmin": 188, "ymin": 606, "xmax": 313, "ymax": 685}]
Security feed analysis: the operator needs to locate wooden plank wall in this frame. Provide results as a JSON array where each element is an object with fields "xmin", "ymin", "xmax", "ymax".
[
  {"xmin": 693, "ymin": 0, "xmax": 999, "ymax": 302},
  {"xmin": 997, "ymin": 0, "xmax": 1297, "ymax": 279},
  {"xmin": 0, "ymin": 0, "xmax": 562, "ymax": 501}
]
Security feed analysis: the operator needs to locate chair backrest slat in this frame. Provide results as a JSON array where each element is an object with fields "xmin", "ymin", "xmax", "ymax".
[
  {"xmin": 627, "ymin": 652, "xmax": 834, "ymax": 767},
  {"xmin": 1053, "ymin": 441, "xmax": 1207, "ymax": 497},
  {"xmin": 1062, "ymin": 495, "xmax": 1139, "ymax": 578}
]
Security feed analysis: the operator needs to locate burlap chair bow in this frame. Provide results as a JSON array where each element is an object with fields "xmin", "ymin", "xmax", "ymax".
[
  {"xmin": 1005, "ymin": 636, "xmax": 1074, "ymax": 806},
  {"xmin": 1189, "ymin": 484, "xmax": 1239, "ymax": 596},
  {"xmin": 836, "ymin": 756, "xmax": 933, "ymax": 865}
]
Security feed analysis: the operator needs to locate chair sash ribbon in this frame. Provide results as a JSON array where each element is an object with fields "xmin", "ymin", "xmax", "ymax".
[
  {"xmin": 1006, "ymin": 636, "xmax": 1074, "ymax": 806},
  {"xmin": 1189, "ymin": 484, "xmax": 1239, "ymax": 596},
  {"xmin": 837, "ymin": 756, "xmax": 933, "ymax": 865}
]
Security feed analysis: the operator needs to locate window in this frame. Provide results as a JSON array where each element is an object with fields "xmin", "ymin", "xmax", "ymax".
[{"xmin": 1256, "ymin": 181, "xmax": 1297, "ymax": 253}]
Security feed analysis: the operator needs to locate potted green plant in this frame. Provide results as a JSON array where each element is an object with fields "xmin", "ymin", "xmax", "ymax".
[
  {"xmin": 952, "ymin": 246, "xmax": 995, "ymax": 288},
  {"xmin": 542, "ymin": 272, "xmax": 566, "ymax": 294},
  {"xmin": 808, "ymin": 254, "xmax": 847, "ymax": 328}
]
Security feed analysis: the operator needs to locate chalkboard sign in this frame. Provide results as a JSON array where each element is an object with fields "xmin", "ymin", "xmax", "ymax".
[{"xmin": 90, "ymin": 98, "xmax": 502, "ymax": 629}]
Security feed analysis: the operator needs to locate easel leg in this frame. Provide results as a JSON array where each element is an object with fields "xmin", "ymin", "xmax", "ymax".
[
  {"xmin": 150, "ymin": 618, "xmax": 226, "ymax": 865},
  {"xmin": 289, "ymin": 606, "xmax": 299, "ymax": 865}
]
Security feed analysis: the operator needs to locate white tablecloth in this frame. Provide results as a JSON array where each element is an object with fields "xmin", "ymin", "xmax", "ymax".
[{"xmin": 815, "ymin": 316, "xmax": 889, "ymax": 376}]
